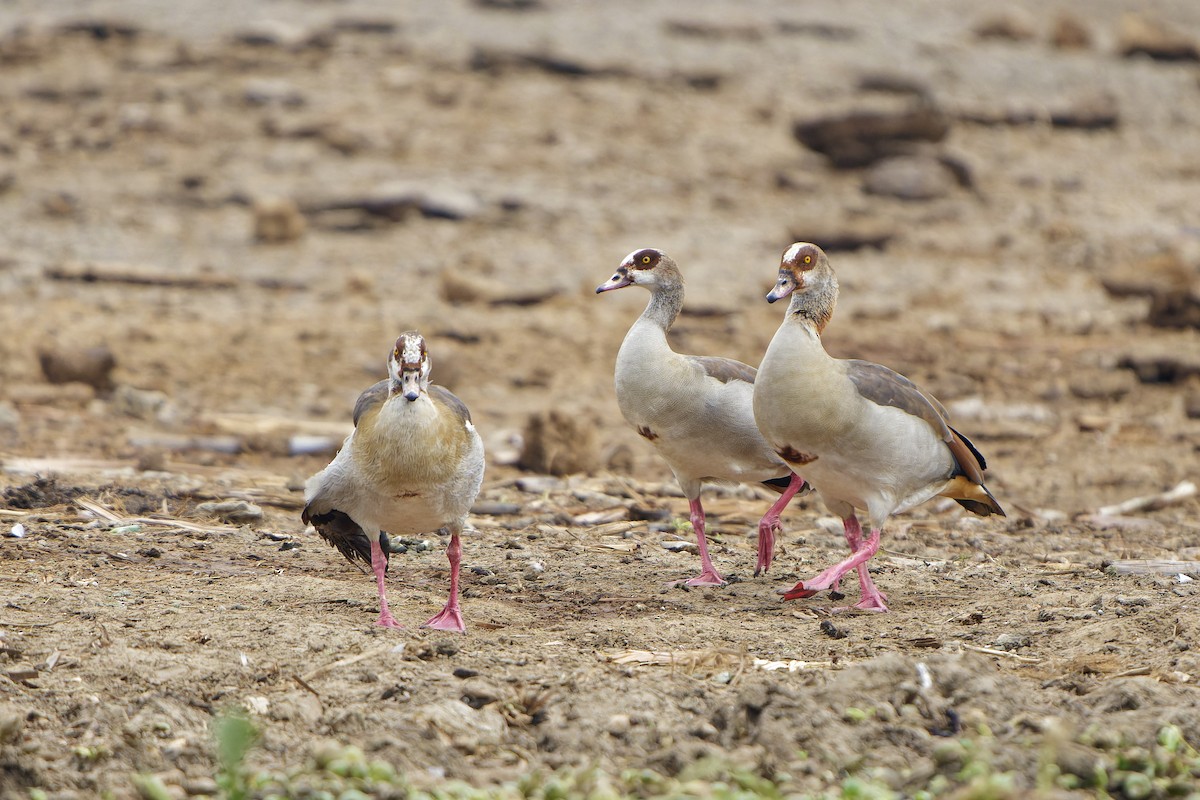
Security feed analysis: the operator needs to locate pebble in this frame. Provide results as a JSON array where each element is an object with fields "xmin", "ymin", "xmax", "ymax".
[
  {"xmin": 253, "ymin": 196, "xmax": 307, "ymax": 243},
  {"xmin": 242, "ymin": 78, "xmax": 306, "ymax": 107},
  {"xmin": 194, "ymin": 500, "xmax": 263, "ymax": 525},
  {"xmin": 1117, "ymin": 13, "xmax": 1200, "ymax": 62},
  {"xmin": 863, "ymin": 155, "xmax": 956, "ymax": 201},
  {"xmin": 973, "ymin": 10, "xmax": 1037, "ymax": 41},
  {"xmin": 1052, "ymin": 13, "xmax": 1092, "ymax": 50},
  {"xmin": 993, "ymin": 632, "xmax": 1030, "ymax": 651},
  {"xmin": 38, "ymin": 344, "xmax": 116, "ymax": 392},
  {"xmin": 792, "ymin": 97, "xmax": 951, "ymax": 168}
]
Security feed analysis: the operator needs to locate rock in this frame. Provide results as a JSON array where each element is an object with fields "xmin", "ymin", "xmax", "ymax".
[
  {"xmin": 471, "ymin": 0, "xmax": 543, "ymax": 9},
  {"xmin": 412, "ymin": 698, "xmax": 507, "ymax": 752},
  {"xmin": 1051, "ymin": 13, "xmax": 1092, "ymax": 50},
  {"xmin": 1118, "ymin": 354, "xmax": 1200, "ymax": 385},
  {"xmin": 1184, "ymin": 382, "xmax": 1200, "ymax": 420},
  {"xmin": 38, "ymin": 344, "xmax": 116, "ymax": 392},
  {"xmin": 856, "ymin": 71, "xmax": 933, "ymax": 98},
  {"xmin": 1068, "ymin": 371, "xmax": 1135, "ymax": 401},
  {"xmin": 1100, "ymin": 251, "xmax": 1200, "ymax": 329},
  {"xmin": 1117, "ymin": 13, "xmax": 1200, "ymax": 62},
  {"xmin": 792, "ymin": 98, "xmax": 951, "ymax": 168},
  {"xmin": 110, "ymin": 385, "xmax": 171, "ymax": 421},
  {"xmin": 1049, "ymin": 93, "xmax": 1119, "ymax": 130},
  {"xmin": 253, "ymin": 197, "xmax": 307, "ymax": 243},
  {"xmin": 194, "ymin": 500, "xmax": 264, "ymax": 525},
  {"xmin": 789, "ymin": 220, "xmax": 896, "ymax": 252},
  {"xmin": 242, "ymin": 79, "xmax": 306, "ymax": 107},
  {"xmin": 663, "ymin": 20, "xmax": 766, "ymax": 41},
  {"xmin": 862, "ymin": 155, "xmax": 956, "ymax": 201},
  {"xmin": 232, "ymin": 20, "xmax": 309, "ymax": 49},
  {"xmin": 305, "ymin": 182, "xmax": 485, "ymax": 223},
  {"xmin": 0, "ymin": 401, "xmax": 19, "ymax": 435},
  {"xmin": 973, "ymin": 10, "xmax": 1037, "ymax": 41},
  {"xmin": 993, "ymin": 632, "xmax": 1030, "ymax": 651},
  {"xmin": 517, "ymin": 410, "xmax": 600, "ymax": 476},
  {"xmin": 459, "ymin": 677, "xmax": 502, "ymax": 708}
]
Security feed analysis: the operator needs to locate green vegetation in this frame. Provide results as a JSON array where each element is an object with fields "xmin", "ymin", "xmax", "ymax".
[{"xmin": 125, "ymin": 715, "xmax": 1200, "ymax": 800}]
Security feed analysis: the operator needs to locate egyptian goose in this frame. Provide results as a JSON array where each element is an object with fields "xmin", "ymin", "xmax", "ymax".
[
  {"xmin": 596, "ymin": 248, "xmax": 807, "ymax": 586},
  {"xmin": 752, "ymin": 242, "xmax": 1004, "ymax": 611},
  {"xmin": 302, "ymin": 331, "xmax": 484, "ymax": 631}
]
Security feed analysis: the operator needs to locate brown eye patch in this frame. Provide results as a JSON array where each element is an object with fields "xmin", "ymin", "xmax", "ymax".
[{"xmin": 631, "ymin": 249, "xmax": 659, "ymax": 269}]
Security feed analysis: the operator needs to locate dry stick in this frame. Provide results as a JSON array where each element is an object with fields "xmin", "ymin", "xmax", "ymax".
[
  {"xmin": 1106, "ymin": 560, "xmax": 1200, "ymax": 576},
  {"xmin": 1110, "ymin": 666, "xmax": 1153, "ymax": 679},
  {"xmin": 0, "ymin": 618, "xmax": 64, "ymax": 628},
  {"xmin": 1095, "ymin": 480, "xmax": 1197, "ymax": 517},
  {"xmin": 959, "ymin": 643, "xmax": 1042, "ymax": 663},
  {"xmin": 45, "ymin": 262, "xmax": 238, "ymax": 289},
  {"xmin": 292, "ymin": 674, "xmax": 324, "ymax": 702},
  {"xmin": 301, "ymin": 642, "xmax": 397, "ymax": 683}
]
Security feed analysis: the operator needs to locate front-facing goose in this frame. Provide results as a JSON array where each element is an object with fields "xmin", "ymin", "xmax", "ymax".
[
  {"xmin": 753, "ymin": 243, "xmax": 1004, "ymax": 611},
  {"xmin": 302, "ymin": 331, "xmax": 484, "ymax": 631},
  {"xmin": 597, "ymin": 248, "xmax": 806, "ymax": 586}
]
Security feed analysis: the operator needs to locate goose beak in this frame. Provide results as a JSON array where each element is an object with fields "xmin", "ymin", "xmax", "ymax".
[
  {"xmin": 596, "ymin": 269, "xmax": 633, "ymax": 293},
  {"xmin": 400, "ymin": 371, "xmax": 423, "ymax": 401},
  {"xmin": 766, "ymin": 278, "xmax": 794, "ymax": 303}
]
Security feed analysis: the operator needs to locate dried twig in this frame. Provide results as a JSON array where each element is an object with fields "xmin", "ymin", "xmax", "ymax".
[
  {"xmin": 1105, "ymin": 560, "xmax": 1200, "ymax": 577},
  {"xmin": 76, "ymin": 498, "xmax": 237, "ymax": 535},
  {"xmin": 1095, "ymin": 480, "xmax": 1197, "ymax": 518},
  {"xmin": 959, "ymin": 643, "xmax": 1042, "ymax": 663},
  {"xmin": 301, "ymin": 642, "xmax": 399, "ymax": 683},
  {"xmin": 46, "ymin": 261, "xmax": 238, "ymax": 289}
]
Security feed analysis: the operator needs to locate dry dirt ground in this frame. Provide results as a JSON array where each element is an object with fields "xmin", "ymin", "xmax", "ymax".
[{"xmin": 3, "ymin": 1, "xmax": 1200, "ymax": 798}]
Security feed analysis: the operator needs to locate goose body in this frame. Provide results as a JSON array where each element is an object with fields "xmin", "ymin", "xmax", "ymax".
[
  {"xmin": 303, "ymin": 331, "xmax": 484, "ymax": 631},
  {"xmin": 753, "ymin": 243, "xmax": 1003, "ymax": 611},
  {"xmin": 598, "ymin": 248, "xmax": 806, "ymax": 585}
]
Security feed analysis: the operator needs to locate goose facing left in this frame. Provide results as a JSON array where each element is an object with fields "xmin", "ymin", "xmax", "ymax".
[
  {"xmin": 302, "ymin": 331, "xmax": 484, "ymax": 632},
  {"xmin": 596, "ymin": 247, "xmax": 807, "ymax": 586}
]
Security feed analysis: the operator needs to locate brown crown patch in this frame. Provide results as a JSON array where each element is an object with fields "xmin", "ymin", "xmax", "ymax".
[{"xmin": 776, "ymin": 445, "xmax": 818, "ymax": 465}]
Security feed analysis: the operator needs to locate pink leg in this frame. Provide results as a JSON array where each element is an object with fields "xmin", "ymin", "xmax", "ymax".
[
  {"xmin": 782, "ymin": 525, "xmax": 884, "ymax": 608},
  {"xmin": 840, "ymin": 516, "xmax": 888, "ymax": 612},
  {"xmin": 673, "ymin": 497, "xmax": 726, "ymax": 587},
  {"xmin": 370, "ymin": 539, "xmax": 404, "ymax": 629},
  {"xmin": 755, "ymin": 473, "xmax": 806, "ymax": 576},
  {"xmin": 423, "ymin": 531, "xmax": 466, "ymax": 632}
]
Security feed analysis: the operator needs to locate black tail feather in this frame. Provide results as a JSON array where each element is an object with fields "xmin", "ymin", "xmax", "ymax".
[{"xmin": 302, "ymin": 507, "xmax": 389, "ymax": 571}]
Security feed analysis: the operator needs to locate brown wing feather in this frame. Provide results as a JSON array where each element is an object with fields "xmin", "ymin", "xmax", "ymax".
[
  {"xmin": 847, "ymin": 360, "xmax": 1003, "ymax": 515},
  {"xmin": 691, "ymin": 356, "xmax": 757, "ymax": 385},
  {"xmin": 352, "ymin": 379, "xmax": 390, "ymax": 427}
]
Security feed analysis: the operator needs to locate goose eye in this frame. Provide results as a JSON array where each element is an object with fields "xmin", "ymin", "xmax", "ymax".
[
  {"xmin": 803, "ymin": 255, "xmax": 812, "ymax": 264},
  {"xmin": 641, "ymin": 255, "xmax": 651, "ymax": 265}
]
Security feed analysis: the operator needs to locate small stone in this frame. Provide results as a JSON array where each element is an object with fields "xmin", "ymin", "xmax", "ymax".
[
  {"xmin": 1049, "ymin": 93, "xmax": 1119, "ymax": 130},
  {"xmin": 1117, "ymin": 13, "xmax": 1200, "ymax": 62},
  {"xmin": 792, "ymin": 97, "xmax": 951, "ymax": 168},
  {"xmin": 1051, "ymin": 13, "xmax": 1092, "ymax": 50},
  {"xmin": 242, "ymin": 78, "xmax": 306, "ymax": 107},
  {"xmin": 253, "ymin": 197, "xmax": 307, "ymax": 243},
  {"xmin": 993, "ymin": 632, "xmax": 1030, "ymax": 651},
  {"xmin": 973, "ymin": 10, "xmax": 1037, "ymax": 41},
  {"xmin": 38, "ymin": 344, "xmax": 116, "ymax": 392},
  {"xmin": 863, "ymin": 155, "xmax": 956, "ymax": 201},
  {"xmin": 606, "ymin": 713, "xmax": 631, "ymax": 735},
  {"xmin": 194, "ymin": 500, "xmax": 263, "ymax": 525},
  {"xmin": 517, "ymin": 410, "xmax": 600, "ymax": 476}
]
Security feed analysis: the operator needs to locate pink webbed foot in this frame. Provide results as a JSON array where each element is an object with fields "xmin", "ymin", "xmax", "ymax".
[
  {"xmin": 669, "ymin": 496, "xmax": 727, "ymax": 587},
  {"xmin": 422, "ymin": 604, "xmax": 465, "ymax": 632},
  {"xmin": 376, "ymin": 611, "xmax": 405, "ymax": 629},
  {"xmin": 755, "ymin": 473, "xmax": 805, "ymax": 576},
  {"xmin": 422, "ymin": 530, "xmax": 466, "ymax": 632},
  {"xmin": 754, "ymin": 518, "xmax": 779, "ymax": 577},
  {"xmin": 370, "ymin": 539, "xmax": 405, "ymax": 630},
  {"xmin": 673, "ymin": 568, "xmax": 727, "ymax": 588},
  {"xmin": 781, "ymin": 525, "xmax": 884, "ymax": 608}
]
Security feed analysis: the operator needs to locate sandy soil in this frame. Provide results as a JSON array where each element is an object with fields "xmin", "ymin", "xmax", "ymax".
[{"xmin": 2, "ymin": 1, "xmax": 1200, "ymax": 797}]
